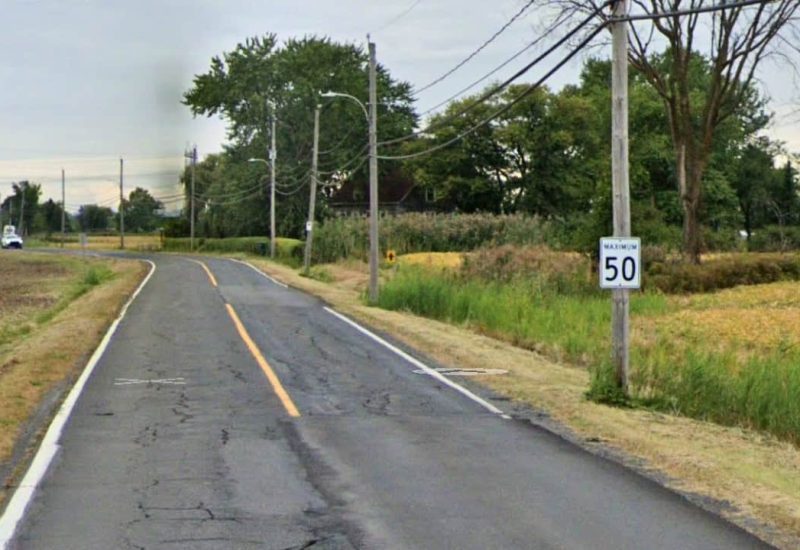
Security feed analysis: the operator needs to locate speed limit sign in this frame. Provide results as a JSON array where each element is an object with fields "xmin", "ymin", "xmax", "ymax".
[{"xmin": 599, "ymin": 237, "xmax": 641, "ymax": 289}]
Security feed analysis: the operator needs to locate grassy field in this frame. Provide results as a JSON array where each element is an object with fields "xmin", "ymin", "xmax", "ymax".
[
  {"xmin": 30, "ymin": 234, "xmax": 162, "ymax": 251},
  {"xmin": 0, "ymin": 252, "xmax": 147, "ymax": 503},
  {"xmin": 377, "ymin": 252, "xmax": 800, "ymax": 446}
]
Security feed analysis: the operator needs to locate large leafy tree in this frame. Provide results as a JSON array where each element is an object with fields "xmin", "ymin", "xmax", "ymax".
[
  {"xmin": 121, "ymin": 187, "xmax": 163, "ymax": 233},
  {"xmin": 403, "ymin": 84, "xmax": 603, "ymax": 216},
  {"xmin": 183, "ymin": 35, "xmax": 416, "ymax": 237},
  {"xmin": 1, "ymin": 182, "xmax": 41, "ymax": 235},
  {"xmin": 77, "ymin": 204, "xmax": 114, "ymax": 232},
  {"xmin": 37, "ymin": 199, "xmax": 68, "ymax": 234},
  {"xmin": 537, "ymin": 0, "xmax": 798, "ymax": 261}
]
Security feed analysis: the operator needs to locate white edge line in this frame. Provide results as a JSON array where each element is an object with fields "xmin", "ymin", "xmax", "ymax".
[
  {"xmin": 323, "ymin": 307, "xmax": 508, "ymax": 418},
  {"xmin": 228, "ymin": 258, "xmax": 289, "ymax": 288},
  {"xmin": 0, "ymin": 259, "xmax": 157, "ymax": 549}
]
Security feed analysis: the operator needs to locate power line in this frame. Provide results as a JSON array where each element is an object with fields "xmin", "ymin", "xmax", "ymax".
[
  {"xmin": 274, "ymin": 175, "xmax": 310, "ymax": 196},
  {"xmin": 417, "ymin": 10, "xmax": 573, "ymax": 117},
  {"xmin": 412, "ymin": 0, "xmax": 536, "ymax": 97},
  {"xmin": 373, "ymin": 0, "xmax": 424, "ymax": 33},
  {"xmin": 620, "ymin": 0, "xmax": 771, "ymax": 23},
  {"xmin": 378, "ymin": 22, "xmax": 608, "ymax": 161},
  {"xmin": 379, "ymin": 0, "xmax": 769, "ymax": 162},
  {"xmin": 378, "ymin": 2, "xmax": 611, "ymax": 148}
]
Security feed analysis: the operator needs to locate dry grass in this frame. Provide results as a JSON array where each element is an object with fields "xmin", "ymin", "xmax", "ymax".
[
  {"xmin": 44, "ymin": 234, "xmax": 162, "ymax": 251},
  {"xmin": 649, "ymin": 282, "xmax": 800, "ymax": 360},
  {"xmin": 399, "ymin": 252, "xmax": 464, "ymax": 270},
  {"xmin": 248, "ymin": 257, "xmax": 800, "ymax": 548},
  {"xmin": 0, "ymin": 253, "xmax": 147, "ymax": 502}
]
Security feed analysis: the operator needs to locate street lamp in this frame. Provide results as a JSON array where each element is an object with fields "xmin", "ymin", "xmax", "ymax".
[
  {"xmin": 320, "ymin": 91, "xmax": 369, "ymax": 122},
  {"xmin": 321, "ymin": 44, "xmax": 379, "ymax": 302},
  {"xmin": 249, "ymin": 157, "xmax": 275, "ymax": 258}
]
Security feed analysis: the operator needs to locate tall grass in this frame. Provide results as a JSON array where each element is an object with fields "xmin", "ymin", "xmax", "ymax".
[
  {"xmin": 378, "ymin": 260, "xmax": 800, "ymax": 445},
  {"xmin": 630, "ymin": 348, "xmax": 800, "ymax": 444},
  {"xmin": 313, "ymin": 213, "xmax": 548, "ymax": 263},
  {"xmin": 378, "ymin": 266, "xmax": 666, "ymax": 366}
]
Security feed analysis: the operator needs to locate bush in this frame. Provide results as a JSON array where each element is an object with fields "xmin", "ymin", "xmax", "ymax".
[
  {"xmin": 646, "ymin": 253, "xmax": 800, "ymax": 293},
  {"xmin": 461, "ymin": 245, "xmax": 594, "ymax": 295},
  {"xmin": 748, "ymin": 225, "xmax": 800, "ymax": 252},
  {"xmin": 312, "ymin": 213, "xmax": 549, "ymax": 263}
]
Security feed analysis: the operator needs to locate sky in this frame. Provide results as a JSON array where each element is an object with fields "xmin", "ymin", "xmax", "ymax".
[{"xmin": 1, "ymin": 0, "xmax": 798, "ymax": 214}]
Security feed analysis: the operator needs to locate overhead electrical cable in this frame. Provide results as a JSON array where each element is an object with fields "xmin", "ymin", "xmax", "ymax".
[
  {"xmin": 377, "ymin": 1, "xmax": 612, "ymax": 148},
  {"xmin": 412, "ymin": 0, "xmax": 537, "ymax": 97},
  {"xmin": 373, "ymin": 0, "xmax": 424, "ymax": 33},
  {"xmin": 379, "ymin": 0, "xmax": 772, "ymax": 161},
  {"xmin": 378, "ymin": 22, "xmax": 607, "ymax": 161},
  {"xmin": 417, "ymin": 9, "xmax": 573, "ymax": 117},
  {"xmin": 619, "ymin": 0, "xmax": 771, "ymax": 23}
]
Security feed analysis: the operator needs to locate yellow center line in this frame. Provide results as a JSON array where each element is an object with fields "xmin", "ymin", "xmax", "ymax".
[
  {"xmin": 189, "ymin": 259, "xmax": 218, "ymax": 287},
  {"xmin": 224, "ymin": 303, "xmax": 301, "ymax": 418}
]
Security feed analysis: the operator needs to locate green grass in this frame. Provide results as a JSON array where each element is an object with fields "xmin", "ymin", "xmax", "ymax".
[
  {"xmin": 377, "ymin": 266, "xmax": 667, "ymax": 365},
  {"xmin": 378, "ymin": 265, "xmax": 800, "ymax": 445},
  {"xmin": 34, "ymin": 265, "xmax": 115, "ymax": 325}
]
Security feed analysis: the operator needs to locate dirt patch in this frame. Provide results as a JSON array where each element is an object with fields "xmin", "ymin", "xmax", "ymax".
[{"xmin": 248, "ymin": 257, "xmax": 800, "ymax": 549}]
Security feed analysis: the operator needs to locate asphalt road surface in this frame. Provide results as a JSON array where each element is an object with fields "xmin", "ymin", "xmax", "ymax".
[{"xmin": 3, "ymin": 255, "xmax": 771, "ymax": 549}]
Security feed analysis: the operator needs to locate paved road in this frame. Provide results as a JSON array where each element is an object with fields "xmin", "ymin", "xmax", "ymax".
[{"xmin": 4, "ymin": 255, "xmax": 770, "ymax": 549}]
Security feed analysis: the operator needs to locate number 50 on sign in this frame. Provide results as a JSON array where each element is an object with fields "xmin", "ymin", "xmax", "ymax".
[{"xmin": 599, "ymin": 237, "xmax": 641, "ymax": 289}]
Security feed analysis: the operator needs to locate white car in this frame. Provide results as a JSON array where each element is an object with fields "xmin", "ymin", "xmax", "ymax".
[{"xmin": 2, "ymin": 226, "xmax": 23, "ymax": 249}]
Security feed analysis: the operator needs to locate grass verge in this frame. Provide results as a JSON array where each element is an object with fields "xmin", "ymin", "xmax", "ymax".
[{"xmin": 0, "ymin": 252, "xmax": 148, "ymax": 507}]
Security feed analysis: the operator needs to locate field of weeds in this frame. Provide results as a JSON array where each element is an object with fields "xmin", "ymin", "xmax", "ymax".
[
  {"xmin": 0, "ymin": 253, "xmax": 143, "ymax": 470},
  {"xmin": 33, "ymin": 234, "xmax": 162, "ymax": 251},
  {"xmin": 380, "ymin": 248, "xmax": 800, "ymax": 445}
]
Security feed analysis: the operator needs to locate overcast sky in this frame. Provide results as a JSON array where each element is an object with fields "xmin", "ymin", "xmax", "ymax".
[{"xmin": 1, "ymin": 0, "xmax": 798, "ymax": 212}]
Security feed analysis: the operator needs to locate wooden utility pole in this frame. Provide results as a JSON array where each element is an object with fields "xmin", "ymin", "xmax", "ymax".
[
  {"xmin": 611, "ymin": 0, "xmax": 631, "ymax": 391},
  {"xmin": 18, "ymin": 184, "xmax": 25, "ymax": 236},
  {"xmin": 303, "ymin": 105, "xmax": 321, "ymax": 275},
  {"xmin": 61, "ymin": 169, "xmax": 65, "ymax": 248},
  {"xmin": 119, "ymin": 158, "xmax": 125, "ymax": 249},
  {"xmin": 368, "ymin": 39, "xmax": 379, "ymax": 303},
  {"xmin": 269, "ymin": 101, "xmax": 277, "ymax": 259},
  {"xmin": 190, "ymin": 146, "xmax": 196, "ymax": 251}
]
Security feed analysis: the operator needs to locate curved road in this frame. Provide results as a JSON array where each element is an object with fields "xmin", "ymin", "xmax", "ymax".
[{"xmin": 2, "ymin": 255, "xmax": 770, "ymax": 549}]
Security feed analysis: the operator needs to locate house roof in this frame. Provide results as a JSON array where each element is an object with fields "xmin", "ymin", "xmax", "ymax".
[{"xmin": 330, "ymin": 171, "xmax": 417, "ymax": 205}]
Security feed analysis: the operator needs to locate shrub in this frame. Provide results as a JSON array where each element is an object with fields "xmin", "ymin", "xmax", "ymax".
[
  {"xmin": 461, "ymin": 245, "xmax": 594, "ymax": 295},
  {"xmin": 312, "ymin": 213, "xmax": 549, "ymax": 263},
  {"xmin": 646, "ymin": 253, "xmax": 800, "ymax": 293},
  {"xmin": 748, "ymin": 225, "xmax": 800, "ymax": 252}
]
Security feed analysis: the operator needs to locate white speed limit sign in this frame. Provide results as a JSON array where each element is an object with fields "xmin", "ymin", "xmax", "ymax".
[{"xmin": 599, "ymin": 237, "xmax": 641, "ymax": 289}]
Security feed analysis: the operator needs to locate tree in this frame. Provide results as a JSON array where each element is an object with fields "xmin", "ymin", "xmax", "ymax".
[
  {"xmin": 121, "ymin": 187, "xmax": 163, "ymax": 232},
  {"xmin": 1, "ymin": 181, "xmax": 42, "ymax": 236},
  {"xmin": 540, "ymin": 0, "xmax": 798, "ymax": 261},
  {"xmin": 183, "ymin": 35, "xmax": 417, "ymax": 237},
  {"xmin": 38, "ymin": 199, "xmax": 68, "ymax": 234},
  {"xmin": 77, "ymin": 205, "xmax": 114, "ymax": 232}
]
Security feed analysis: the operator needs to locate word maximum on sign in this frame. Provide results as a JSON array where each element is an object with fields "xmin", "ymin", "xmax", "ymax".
[{"xmin": 599, "ymin": 237, "xmax": 641, "ymax": 289}]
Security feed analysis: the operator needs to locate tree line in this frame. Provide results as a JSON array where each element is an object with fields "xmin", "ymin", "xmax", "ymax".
[
  {"xmin": 0, "ymin": 185, "xmax": 165, "ymax": 235},
  {"xmin": 179, "ymin": 6, "xmax": 798, "ymax": 260}
]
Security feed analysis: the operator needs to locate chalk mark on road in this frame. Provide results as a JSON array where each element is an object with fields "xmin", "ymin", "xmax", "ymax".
[{"xmin": 114, "ymin": 378, "xmax": 186, "ymax": 386}]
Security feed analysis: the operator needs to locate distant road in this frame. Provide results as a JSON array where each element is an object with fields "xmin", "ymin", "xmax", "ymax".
[{"xmin": 3, "ymin": 255, "xmax": 770, "ymax": 549}]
